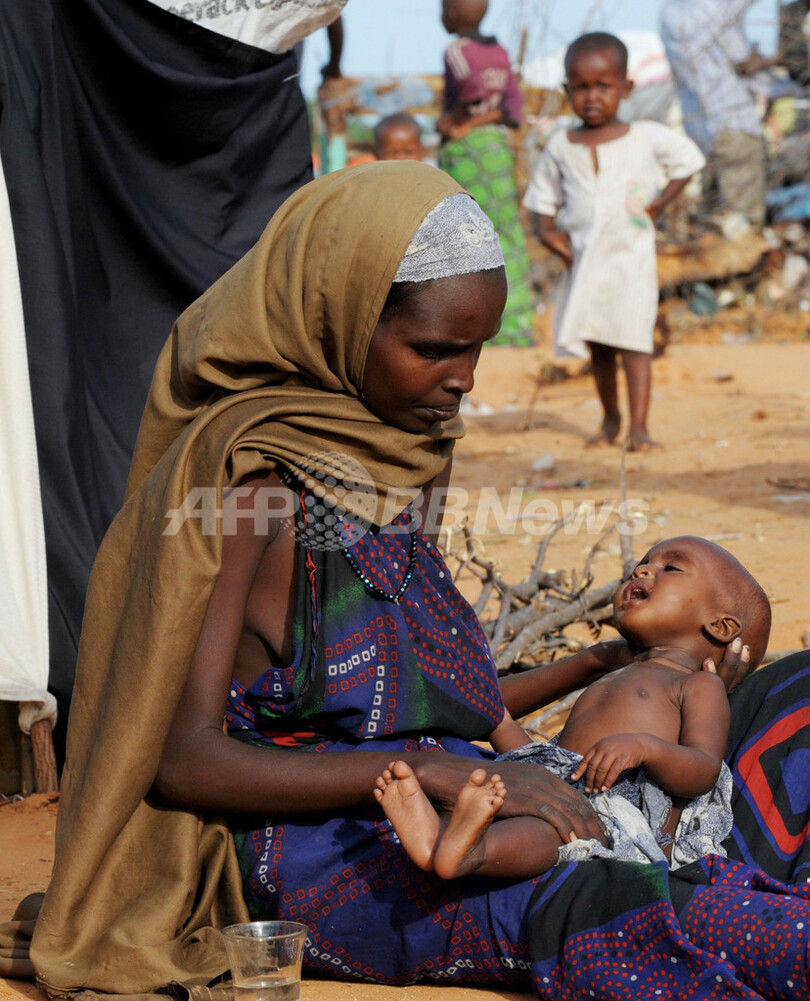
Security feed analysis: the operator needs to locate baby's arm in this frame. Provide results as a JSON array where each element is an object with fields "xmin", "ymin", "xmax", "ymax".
[
  {"xmin": 533, "ymin": 213, "xmax": 573, "ymax": 267},
  {"xmin": 571, "ymin": 671, "xmax": 730, "ymax": 796},
  {"xmin": 489, "ymin": 709, "xmax": 532, "ymax": 754}
]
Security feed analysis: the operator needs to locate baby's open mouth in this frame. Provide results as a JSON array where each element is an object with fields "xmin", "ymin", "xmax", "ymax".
[{"xmin": 627, "ymin": 583, "xmax": 648, "ymax": 600}]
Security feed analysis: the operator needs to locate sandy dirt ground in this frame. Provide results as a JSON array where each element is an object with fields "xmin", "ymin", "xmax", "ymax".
[{"xmin": 1, "ymin": 334, "xmax": 808, "ymax": 1001}]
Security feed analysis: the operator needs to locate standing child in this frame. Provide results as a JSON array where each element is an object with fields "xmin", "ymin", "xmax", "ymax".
[
  {"xmin": 375, "ymin": 536, "xmax": 771, "ymax": 878},
  {"xmin": 438, "ymin": 0, "xmax": 535, "ymax": 346},
  {"xmin": 524, "ymin": 32, "xmax": 705, "ymax": 450}
]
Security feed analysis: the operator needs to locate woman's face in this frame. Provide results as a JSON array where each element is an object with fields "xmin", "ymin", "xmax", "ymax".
[{"xmin": 362, "ymin": 268, "xmax": 507, "ymax": 433}]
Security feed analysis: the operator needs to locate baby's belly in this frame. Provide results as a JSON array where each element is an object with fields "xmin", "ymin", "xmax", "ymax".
[{"xmin": 557, "ymin": 698, "xmax": 681, "ymax": 756}]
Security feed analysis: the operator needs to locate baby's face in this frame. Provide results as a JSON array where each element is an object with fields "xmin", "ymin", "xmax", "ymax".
[{"xmin": 613, "ymin": 537, "xmax": 730, "ymax": 652}]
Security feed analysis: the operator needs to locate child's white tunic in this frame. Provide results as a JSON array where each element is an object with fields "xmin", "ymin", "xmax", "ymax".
[{"xmin": 523, "ymin": 121, "xmax": 705, "ymax": 359}]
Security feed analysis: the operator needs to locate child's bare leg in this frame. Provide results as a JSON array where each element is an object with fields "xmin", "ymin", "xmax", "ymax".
[
  {"xmin": 622, "ymin": 349, "xmax": 659, "ymax": 450},
  {"xmin": 433, "ymin": 769, "xmax": 506, "ymax": 879},
  {"xmin": 475, "ymin": 815, "xmax": 565, "ymax": 878},
  {"xmin": 436, "ymin": 772, "xmax": 564, "ymax": 879},
  {"xmin": 586, "ymin": 341, "xmax": 621, "ymax": 445},
  {"xmin": 374, "ymin": 760, "xmax": 441, "ymax": 870}
]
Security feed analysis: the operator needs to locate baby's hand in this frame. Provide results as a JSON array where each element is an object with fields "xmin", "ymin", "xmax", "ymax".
[{"xmin": 570, "ymin": 734, "xmax": 649, "ymax": 793}]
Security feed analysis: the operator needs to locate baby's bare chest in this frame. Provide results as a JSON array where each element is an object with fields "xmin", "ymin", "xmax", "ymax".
[{"xmin": 562, "ymin": 666, "xmax": 685, "ymax": 748}]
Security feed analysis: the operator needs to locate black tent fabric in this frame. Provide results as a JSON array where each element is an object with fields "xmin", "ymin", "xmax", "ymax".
[{"xmin": 0, "ymin": 0, "xmax": 313, "ymax": 726}]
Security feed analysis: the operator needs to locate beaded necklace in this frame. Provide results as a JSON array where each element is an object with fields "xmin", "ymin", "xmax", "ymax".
[{"xmin": 341, "ymin": 508, "xmax": 419, "ymax": 604}]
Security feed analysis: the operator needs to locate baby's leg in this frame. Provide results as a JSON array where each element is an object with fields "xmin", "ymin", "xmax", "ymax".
[
  {"xmin": 432, "ymin": 769, "xmax": 504, "ymax": 879},
  {"xmin": 374, "ymin": 760, "xmax": 441, "ymax": 870},
  {"xmin": 434, "ymin": 771, "xmax": 563, "ymax": 879}
]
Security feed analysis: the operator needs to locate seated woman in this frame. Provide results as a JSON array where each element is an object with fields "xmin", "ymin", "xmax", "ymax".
[{"xmin": 13, "ymin": 162, "xmax": 810, "ymax": 1001}]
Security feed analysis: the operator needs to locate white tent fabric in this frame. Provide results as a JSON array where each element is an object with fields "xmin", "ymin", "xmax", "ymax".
[
  {"xmin": 0, "ymin": 155, "xmax": 55, "ymax": 732},
  {"xmin": 144, "ymin": 0, "xmax": 346, "ymax": 54}
]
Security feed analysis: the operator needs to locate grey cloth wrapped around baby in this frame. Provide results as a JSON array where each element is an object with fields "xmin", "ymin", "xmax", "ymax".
[{"xmin": 498, "ymin": 736, "xmax": 733, "ymax": 870}]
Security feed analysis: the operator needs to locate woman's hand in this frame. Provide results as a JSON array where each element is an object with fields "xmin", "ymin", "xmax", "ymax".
[
  {"xmin": 414, "ymin": 753, "xmax": 606, "ymax": 846},
  {"xmin": 702, "ymin": 636, "xmax": 752, "ymax": 693}
]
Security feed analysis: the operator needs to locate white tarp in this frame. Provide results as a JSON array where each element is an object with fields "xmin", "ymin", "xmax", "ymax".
[
  {"xmin": 145, "ymin": 0, "xmax": 346, "ymax": 54},
  {"xmin": 0, "ymin": 156, "xmax": 55, "ymax": 732}
]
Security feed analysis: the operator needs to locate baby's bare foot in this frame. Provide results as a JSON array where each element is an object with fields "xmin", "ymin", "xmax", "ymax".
[
  {"xmin": 433, "ymin": 769, "xmax": 506, "ymax": 879},
  {"xmin": 374, "ymin": 760, "xmax": 441, "ymax": 870}
]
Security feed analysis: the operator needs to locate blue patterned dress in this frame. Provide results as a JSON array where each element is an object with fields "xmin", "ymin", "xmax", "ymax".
[{"xmin": 226, "ymin": 486, "xmax": 810, "ymax": 999}]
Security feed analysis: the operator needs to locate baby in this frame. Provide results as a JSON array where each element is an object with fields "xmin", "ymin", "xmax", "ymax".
[{"xmin": 375, "ymin": 536, "xmax": 771, "ymax": 878}]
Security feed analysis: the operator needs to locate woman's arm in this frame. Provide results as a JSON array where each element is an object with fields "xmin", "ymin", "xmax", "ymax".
[
  {"xmin": 703, "ymin": 636, "xmax": 751, "ymax": 692},
  {"xmin": 500, "ymin": 641, "xmax": 634, "ymax": 719},
  {"xmin": 153, "ymin": 472, "xmax": 430, "ymax": 815},
  {"xmin": 502, "ymin": 621, "xmax": 754, "ymax": 722},
  {"xmin": 154, "ymin": 470, "xmax": 606, "ymax": 842},
  {"xmin": 488, "ymin": 709, "xmax": 531, "ymax": 754},
  {"xmin": 444, "ymin": 107, "xmax": 505, "ymax": 139}
]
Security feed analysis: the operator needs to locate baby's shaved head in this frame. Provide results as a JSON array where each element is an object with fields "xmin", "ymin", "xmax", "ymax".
[
  {"xmin": 640, "ymin": 536, "xmax": 771, "ymax": 667},
  {"xmin": 721, "ymin": 556, "xmax": 771, "ymax": 668}
]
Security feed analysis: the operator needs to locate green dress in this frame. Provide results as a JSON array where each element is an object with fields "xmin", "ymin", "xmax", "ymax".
[{"xmin": 439, "ymin": 124, "xmax": 535, "ymax": 346}]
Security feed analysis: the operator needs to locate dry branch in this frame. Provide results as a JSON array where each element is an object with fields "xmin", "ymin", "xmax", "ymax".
[{"xmin": 442, "ymin": 502, "xmax": 634, "ymax": 675}]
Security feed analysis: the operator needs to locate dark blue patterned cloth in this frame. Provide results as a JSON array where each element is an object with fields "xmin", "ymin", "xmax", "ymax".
[{"xmin": 227, "ymin": 493, "xmax": 810, "ymax": 998}]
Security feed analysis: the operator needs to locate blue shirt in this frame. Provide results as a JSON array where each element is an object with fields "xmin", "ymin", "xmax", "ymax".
[{"xmin": 661, "ymin": 0, "xmax": 762, "ymax": 151}]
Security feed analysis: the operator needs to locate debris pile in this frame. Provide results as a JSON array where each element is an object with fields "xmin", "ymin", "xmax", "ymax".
[
  {"xmin": 441, "ymin": 505, "xmax": 634, "ymax": 739},
  {"xmin": 442, "ymin": 504, "xmax": 636, "ymax": 675}
]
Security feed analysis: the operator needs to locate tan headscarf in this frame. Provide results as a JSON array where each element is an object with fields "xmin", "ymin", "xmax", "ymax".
[
  {"xmin": 127, "ymin": 160, "xmax": 470, "ymax": 522},
  {"xmin": 11, "ymin": 162, "xmax": 474, "ymax": 999}
]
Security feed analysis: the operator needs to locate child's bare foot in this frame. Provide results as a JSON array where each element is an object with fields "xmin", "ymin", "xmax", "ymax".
[
  {"xmin": 585, "ymin": 417, "xmax": 620, "ymax": 448},
  {"xmin": 627, "ymin": 431, "xmax": 661, "ymax": 452},
  {"xmin": 374, "ymin": 760, "xmax": 441, "ymax": 870},
  {"xmin": 433, "ymin": 769, "xmax": 506, "ymax": 879}
]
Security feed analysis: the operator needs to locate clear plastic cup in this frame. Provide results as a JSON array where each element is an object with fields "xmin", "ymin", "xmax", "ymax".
[{"xmin": 222, "ymin": 921, "xmax": 307, "ymax": 1001}]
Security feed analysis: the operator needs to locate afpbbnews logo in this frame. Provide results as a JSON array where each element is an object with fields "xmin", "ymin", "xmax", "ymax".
[{"xmin": 163, "ymin": 484, "xmax": 649, "ymax": 540}]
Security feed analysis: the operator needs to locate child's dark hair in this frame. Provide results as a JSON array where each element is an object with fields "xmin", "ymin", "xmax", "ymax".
[
  {"xmin": 373, "ymin": 113, "xmax": 421, "ymax": 152},
  {"xmin": 565, "ymin": 32, "xmax": 628, "ymax": 78}
]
